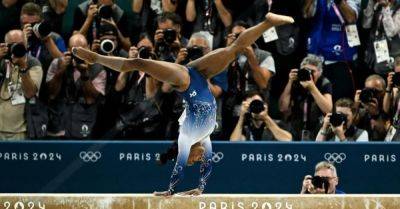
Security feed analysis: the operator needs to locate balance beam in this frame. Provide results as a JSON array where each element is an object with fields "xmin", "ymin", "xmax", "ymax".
[{"xmin": 1, "ymin": 194, "xmax": 399, "ymax": 209}]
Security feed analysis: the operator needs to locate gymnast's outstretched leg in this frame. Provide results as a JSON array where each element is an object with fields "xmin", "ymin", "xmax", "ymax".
[
  {"xmin": 72, "ymin": 48, "xmax": 190, "ymax": 92},
  {"xmin": 188, "ymin": 13, "xmax": 294, "ymax": 79}
]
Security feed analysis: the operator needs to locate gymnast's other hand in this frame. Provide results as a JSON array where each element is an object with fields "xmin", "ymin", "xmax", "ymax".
[
  {"xmin": 176, "ymin": 188, "xmax": 202, "ymax": 196},
  {"xmin": 72, "ymin": 47, "xmax": 98, "ymax": 64},
  {"xmin": 153, "ymin": 190, "xmax": 173, "ymax": 197}
]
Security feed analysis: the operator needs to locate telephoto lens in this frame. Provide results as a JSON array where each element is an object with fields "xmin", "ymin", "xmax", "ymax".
[
  {"xmin": 5, "ymin": 43, "xmax": 27, "ymax": 60},
  {"xmin": 249, "ymin": 100, "xmax": 265, "ymax": 114},
  {"xmin": 32, "ymin": 21, "xmax": 52, "ymax": 38},
  {"xmin": 138, "ymin": 46, "xmax": 151, "ymax": 59},
  {"xmin": 98, "ymin": 5, "xmax": 113, "ymax": 19},
  {"xmin": 100, "ymin": 39, "xmax": 115, "ymax": 54}
]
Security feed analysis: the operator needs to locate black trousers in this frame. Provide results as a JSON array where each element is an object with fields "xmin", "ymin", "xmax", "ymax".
[{"xmin": 323, "ymin": 62, "xmax": 355, "ymax": 102}]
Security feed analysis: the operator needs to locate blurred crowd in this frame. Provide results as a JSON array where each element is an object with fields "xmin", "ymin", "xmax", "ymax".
[{"xmin": 0, "ymin": 0, "xmax": 400, "ymax": 141}]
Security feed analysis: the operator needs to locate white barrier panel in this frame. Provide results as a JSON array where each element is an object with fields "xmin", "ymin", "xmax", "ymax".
[{"xmin": 0, "ymin": 194, "xmax": 399, "ymax": 209}]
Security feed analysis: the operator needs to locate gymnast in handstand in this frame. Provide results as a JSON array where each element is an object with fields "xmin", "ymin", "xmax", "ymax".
[{"xmin": 72, "ymin": 13, "xmax": 294, "ymax": 196}]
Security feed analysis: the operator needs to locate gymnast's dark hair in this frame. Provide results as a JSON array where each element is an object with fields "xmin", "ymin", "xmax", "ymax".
[{"xmin": 158, "ymin": 141, "xmax": 178, "ymax": 165}]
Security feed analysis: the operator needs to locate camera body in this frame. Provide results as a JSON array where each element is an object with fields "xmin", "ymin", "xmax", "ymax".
[
  {"xmin": 330, "ymin": 113, "xmax": 348, "ymax": 127},
  {"xmin": 249, "ymin": 100, "xmax": 265, "ymax": 114},
  {"xmin": 28, "ymin": 21, "xmax": 52, "ymax": 48},
  {"xmin": 359, "ymin": 88, "xmax": 378, "ymax": 103},
  {"xmin": 187, "ymin": 46, "xmax": 204, "ymax": 61},
  {"xmin": 297, "ymin": 68, "xmax": 312, "ymax": 81},
  {"xmin": 163, "ymin": 29, "xmax": 177, "ymax": 44},
  {"xmin": 311, "ymin": 176, "xmax": 330, "ymax": 193},
  {"xmin": 4, "ymin": 43, "xmax": 27, "ymax": 60},
  {"xmin": 393, "ymin": 72, "xmax": 400, "ymax": 87}
]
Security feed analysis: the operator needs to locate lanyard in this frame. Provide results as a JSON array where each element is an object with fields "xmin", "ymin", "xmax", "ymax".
[
  {"xmin": 29, "ymin": 46, "xmax": 42, "ymax": 59},
  {"xmin": 332, "ymin": 2, "xmax": 346, "ymax": 25}
]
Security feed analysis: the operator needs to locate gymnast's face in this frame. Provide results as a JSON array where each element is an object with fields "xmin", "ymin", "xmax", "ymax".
[{"xmin": 187, "ymin": 143, "xmax": 205, "ymax": 166}]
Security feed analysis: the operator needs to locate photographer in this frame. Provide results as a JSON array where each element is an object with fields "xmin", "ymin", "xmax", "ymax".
[
  {"xmin": 354, "ymin": 74, "xmax": 386, "ymax": 135},
  {"xmin": 46, "ymin": 34, "xmax": 106, "ymax": 139},
  {"xmin": 108, "ymin": 36, "xmax": 166, "ymax": 139},
  {"xmin": 304, "ymin": 0, "xmax": 360, "ymax": 101},
  {"xmin": 301, "ymin": 161, "xmax": 344, "ymax": 194},
  {"xmin": 221, "ymin": 21, "xmax": 275, "ymax": 138},
  {"xmin": 383, "ymin": 57, "xmax": 400, "ymax": 127},
  {"xmin": 186, "ymin": 0, "xmax": 232, "ymax": 48},
  {"xmin": 230, "ymin": 91, "xmax": 292, "ymax": 141},
  {"xmin": 154, "ymin": 12, "xmax": 187, "ymax": 63},
  {"xmin": 0, "ymin": 30, "xmax": 43, "ymax": 140},
  {"xmin": 279, "ymin": 54, "xmax": 333, "ymax": 140},
  {"xmin": 175, "ymin": 32, "xmax": 227, "ymax": 98},
  {"xmin": 21, "ymin": 2, "xmax": 66, "ymax": 70},
  {"xmin": 0, "ymin": 0, "xmax": 22, "ymax": 42},
  {"xmin": 362, "ymin": 0, "xmax": 400, "ymax": 75},
  {"xmin": 370, "ymin": 112, "xmax": 400, "ymax": 141},
  {"xmin": 316, "ymin": 98, "xmax": 369, "ymax": 142},
  {"xmin": 72, "ymin": 0, "xmax": 131, "ymax": 51},
  {"xmin": 42, "ymin": 0, "xmax": 68, "ymax": 35}
]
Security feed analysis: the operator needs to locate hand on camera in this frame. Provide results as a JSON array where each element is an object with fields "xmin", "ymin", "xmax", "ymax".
[
  {"xmin": 59, "ymin": 51, "xmax": 72, "ymax": 70},
  {"xmin": 240, "ymin": 100, "xmax": 251, "ymax": 117},
  {"xmin": 288, "ymin": 69, "xmax": 298, "ymax": 82},
  {"xmin": 87, "ymin": 4, "xmax": 98, "ymax": 20},
  {"xmin": 0, "ymin": 43, "xmax": 8, "ymax": 59},
  {"xmin": 302, "ymin": 175, "xmax": 325, "ymax": 194},
  {"xmin": 154, "ymin": 29, "xmax": 164, "ymax": 43},
  {"xmin": 322, "ymin": 113, "xmax": 332, "ymax": 130},
  {"xmin": 91, "ymin": 39, "xmax": 101, "ymax": 52},
  {"xmin": 128, "ymin": 46, "xmax": 139, "ymax": 58},
  {"xmin": 387, "ymin": 72, "xmax": 394, "ymax": 90},
  {"xmin": 23, "ymin": 24, "xmax": 33, "ymax": 39},
  {"xmin": 175, "ymin": 48, "xmax": 188, "ymax": 64}
]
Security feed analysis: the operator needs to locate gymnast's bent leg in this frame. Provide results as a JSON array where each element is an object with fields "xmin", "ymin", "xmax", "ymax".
[
  {"xmin": 72, "ymin": 48, "xmax": 190, "ymax": 92},
  {"xmin": 188, "ymin": 13, "xmax": 294, "ymax": 79}
]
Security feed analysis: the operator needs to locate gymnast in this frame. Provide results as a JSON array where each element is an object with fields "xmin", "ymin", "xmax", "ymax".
[{"xmin": 72, "ymin": 13, "xmax": 294, "ymax": 196}]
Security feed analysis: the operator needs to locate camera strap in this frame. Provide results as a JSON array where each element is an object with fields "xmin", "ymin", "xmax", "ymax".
[
  {"xmin": 29, "ymin": 46, "xmax": 42, "ymax": 59},
  {"xmin": 302, "ymin": 97, "xmax": 309, "ymax": 127}
]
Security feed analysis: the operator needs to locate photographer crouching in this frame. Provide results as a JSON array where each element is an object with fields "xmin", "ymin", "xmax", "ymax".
[
  {"xmin": 301, "ymin": 161, "xmax": 345, "ymax": 194},
  {"xmin": 230, "ymin": 91, "xmax": 292, "ymax": 141},
  {"xmin": 316, "ymin": 98, "xmax": 369, "ymax": 142}
]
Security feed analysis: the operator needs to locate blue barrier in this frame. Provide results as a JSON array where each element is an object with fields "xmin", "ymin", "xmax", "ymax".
[{"xmin": 0, "ymin": 141, "xmax": 399, "ymax": 194}]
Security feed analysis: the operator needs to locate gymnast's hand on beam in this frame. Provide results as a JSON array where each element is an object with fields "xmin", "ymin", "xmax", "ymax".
[
  {"xmin": 176, "ymin": 188, "xmax": 202, "ymax": 196},
  {"xmin": 153, "ymin": 190, "xmax": 173, "ymax": 197}
]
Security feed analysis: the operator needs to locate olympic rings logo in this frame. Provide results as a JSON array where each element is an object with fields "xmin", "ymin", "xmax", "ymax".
[
  {"xmin": 324, "ymin": 152, "xmax": 346, "ymax": 164},
  {"xmin": 79, "ymin": 151, "xmax": 102, "ymax": 163},
  {"xmin": 212, "ymin": 152, "xmax": 224, "ymax": 163}
]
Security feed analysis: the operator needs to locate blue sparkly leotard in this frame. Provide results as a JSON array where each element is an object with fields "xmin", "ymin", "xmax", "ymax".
[{"xmin": 167, "ymin": 67, "xmax": 217, "ymax": 194}]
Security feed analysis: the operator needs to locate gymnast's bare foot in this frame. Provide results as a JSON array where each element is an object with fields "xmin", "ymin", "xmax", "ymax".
[
  {"xmin": 72, "ymin": 47, "xmax": 98, "ymax": 64},
  {"xmin": 265, "ymin": 13, "xmax": 295, "ymax": 26}
]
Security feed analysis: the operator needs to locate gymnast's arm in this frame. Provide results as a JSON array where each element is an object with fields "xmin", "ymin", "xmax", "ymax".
[
  {"xmin": 198, "ymin": 138, "xmax": 213, "ymax": 192},
  {"xmin": 167, "ymin": 139, "xmax": 191, "ymax": 194}
]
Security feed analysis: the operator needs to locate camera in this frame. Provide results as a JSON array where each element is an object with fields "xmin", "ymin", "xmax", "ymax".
[
  {"xmin": 393, "ymin": 72, "xmax": 400, "ymax": 87},
  {"xmin": 311, "ymin": 176, "xmax": 330, "ymax": 193},
  {"xmin": 163, "ymin": 29, "xmax": 177, "ymax": 44},
  {"xmin": 72, "ymin": 54, "xmax": 85, "ymax": 65},
  {"xmin": 249, "ymin": 100, "xmax": 265, "ymax": 114},
  {"xmin": 138, "ymin": 46, "xmax": 152, "ymax": 59},
  {"xmin": 359, "ymin": 88, "xmax": 378, "ymax": 103},
  {"xmin": 100, "ymin": 39, "xmax": 115, "ymax": 54},
  {"xmin": 98, "ymin": 5, "xmax": 113, "ymax": 19},
  {"xmin": 4, "ymin": 43, "xmax": 27, "ymax": 60},
  {"xmin": 297, "ymin": 68, "xmax": 312, "ymax": 81},
  {"xmin": 187, "ymin": 46, "xmax": 204, "ymax": 61},
  {"xmin": 330, "ymin": 113, "xmax": 348, "ymax": 127},
  {"xmin": 28, "ymin": 21, "xmax": 52, "ymax": 48}
]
